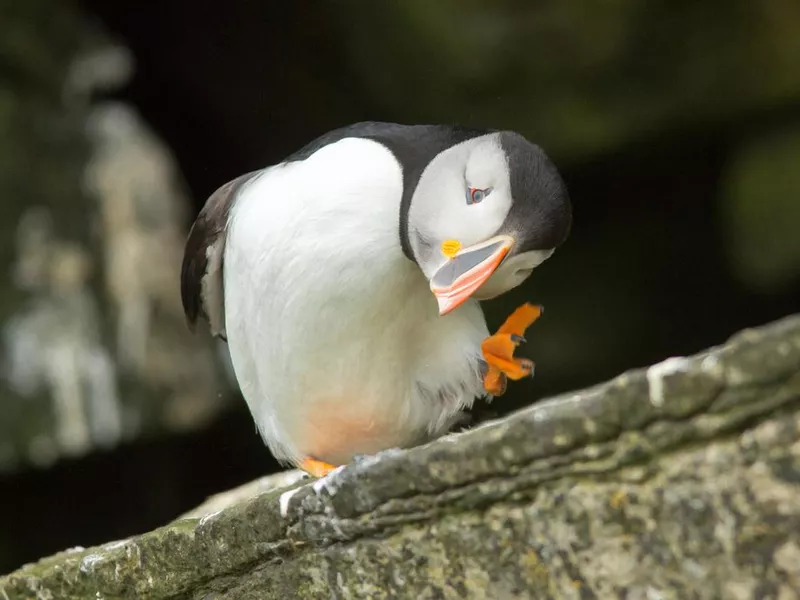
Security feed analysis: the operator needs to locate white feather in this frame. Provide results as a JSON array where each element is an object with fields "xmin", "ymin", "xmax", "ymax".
[{"xmin": 223, "ymin": 138, "xmax": 489, "ymax": 465}]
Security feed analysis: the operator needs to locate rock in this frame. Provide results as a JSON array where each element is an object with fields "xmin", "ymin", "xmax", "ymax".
[
  {"xmin": 2, "ymin": 313, "xmax": 798, "ymax": 599},
  {"xmin": 0, "ymin": 1, "xmax": 229, "ymax": 473}
]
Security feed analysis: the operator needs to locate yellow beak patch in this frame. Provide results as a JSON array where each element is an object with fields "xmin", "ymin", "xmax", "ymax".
[{"xmin": 441, "ymin": 239, "xmax": 461, "ymax": 259}]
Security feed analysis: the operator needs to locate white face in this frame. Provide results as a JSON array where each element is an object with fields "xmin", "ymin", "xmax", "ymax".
[{"xmin": 408, "ymin": 134, "xmax": 516, "ymax": 280}]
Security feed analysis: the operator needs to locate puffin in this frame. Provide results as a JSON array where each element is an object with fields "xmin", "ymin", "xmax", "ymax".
[{"xmin": 180, "ymin": 122, "xmax": 571, "ymax": 477}]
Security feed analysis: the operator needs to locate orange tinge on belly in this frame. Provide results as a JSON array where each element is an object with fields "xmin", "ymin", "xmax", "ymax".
[{"xmin": 300, "ymin": 398, "xmax": 400, "ymax": 466}]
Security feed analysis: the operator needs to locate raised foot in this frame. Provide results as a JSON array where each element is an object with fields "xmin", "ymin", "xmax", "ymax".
[
  {"xmin": 482, "ymin": 303, "xmax": 543, "ymax": 396},
  {"xmin": 300, "ymin": 457, "xmax": 339, "ymax": 478}
]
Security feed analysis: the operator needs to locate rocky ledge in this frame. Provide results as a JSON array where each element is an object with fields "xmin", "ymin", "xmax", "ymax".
[{"xmin": 2, "ymin": 314, "xmax": 799, "ymax": 599}]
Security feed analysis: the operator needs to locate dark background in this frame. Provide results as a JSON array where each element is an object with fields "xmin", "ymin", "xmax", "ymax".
[{"xmin": 2, "ymin": 0, "xmax": 799, "ymax": 574}]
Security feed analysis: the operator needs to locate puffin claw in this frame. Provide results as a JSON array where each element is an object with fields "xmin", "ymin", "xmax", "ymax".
[
  {"xmin": 510, "ymin": 334, "xmax": 526, "ymax": 344},
  {"xmin": 519, "ymin": 358, "xmax": 535, "ymax": 375},
  {"xmin": 478, "ymin": 359, "xmax": 489, "ymax": 378}
]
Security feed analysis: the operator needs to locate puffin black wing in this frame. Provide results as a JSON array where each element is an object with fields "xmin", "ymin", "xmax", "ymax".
[{"xmin": 180, "ymin": 171, "xmax": 259, "ymax": 340}]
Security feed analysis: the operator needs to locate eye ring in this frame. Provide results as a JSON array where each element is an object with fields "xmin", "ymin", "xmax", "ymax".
[{"xmin": 467, "ymin": 187, "xmax": 492, "ymax": 205}]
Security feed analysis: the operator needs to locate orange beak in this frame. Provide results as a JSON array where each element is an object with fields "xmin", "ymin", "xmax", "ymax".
[{"xmin": 430, "ymin": 236, "xmax": 514, "ymax": 315}]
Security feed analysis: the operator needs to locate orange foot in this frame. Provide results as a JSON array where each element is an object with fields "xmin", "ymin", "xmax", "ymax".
[
  {"xmin": 300, "ymin": 457, "xmax": 339, "ymax": 478},
  {"xmin": 481, "ymin": 303, "xmax": 543, "ymax": 396}
]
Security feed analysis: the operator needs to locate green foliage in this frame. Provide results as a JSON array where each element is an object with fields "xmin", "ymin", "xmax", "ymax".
[
  {"xmin": 335, "ymin": 0, "xmax": 800, "ymax": 160},
  {"xmin": 721, "ymin": 126, "xmax": 800, "ymax": 293}
]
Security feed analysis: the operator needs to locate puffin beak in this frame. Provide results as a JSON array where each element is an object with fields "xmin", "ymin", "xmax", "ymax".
[{"xmin": 430, "ymin": 235, "xmax": 514, "ymax": 315}]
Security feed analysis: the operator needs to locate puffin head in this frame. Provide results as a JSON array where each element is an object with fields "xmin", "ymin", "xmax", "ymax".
[{"xmin": 406, "ymin": 130, "xmax": 572, "ymax": 315}]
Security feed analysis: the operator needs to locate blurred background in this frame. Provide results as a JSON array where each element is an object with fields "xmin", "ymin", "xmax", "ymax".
[{"xmin": 1, "ymin": 0, "xmax": 799, "ymax": 574}]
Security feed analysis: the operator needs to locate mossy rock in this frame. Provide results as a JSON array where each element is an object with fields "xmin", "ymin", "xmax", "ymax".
[{"xmin": 2, "ymin": 313, "xmax": 799, "ymax": 598}]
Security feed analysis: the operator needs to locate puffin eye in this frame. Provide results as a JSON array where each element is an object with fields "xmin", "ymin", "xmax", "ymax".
[{"xmin": 467, "ymin": 187, "xmax": 492, "ymax": 205}]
